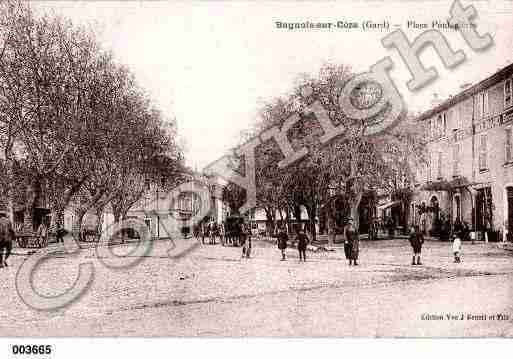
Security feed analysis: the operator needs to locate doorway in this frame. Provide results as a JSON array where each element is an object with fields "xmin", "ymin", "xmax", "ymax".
[
  {"xmin": 476, "ymin": 187, "xmax": 492, "ymax": 232},
  {"xmin": 507, "ymin": 187, "xmax": 513, "ymax": 240},
  {"xmin": 454, "ymin": 195, "xmax": 461, "ymax": 223}
]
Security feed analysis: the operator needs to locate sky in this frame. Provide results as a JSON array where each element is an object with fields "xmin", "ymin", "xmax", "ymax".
[{"xmin": 33, "ymin": 0, "xmax": 513, "ymax": 170}]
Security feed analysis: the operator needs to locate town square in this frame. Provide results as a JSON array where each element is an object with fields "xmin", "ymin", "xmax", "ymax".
[
  {"xmin": 0, "ymin": 0, "xmax": 513, "ymax": 346},
  {"xmin": 2, "ymin": 236, "xmax": 513, "ymax": 337}
]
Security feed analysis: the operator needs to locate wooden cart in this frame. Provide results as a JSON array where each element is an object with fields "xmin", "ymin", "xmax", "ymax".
[{"xmin": 15, "ymin": 231, "xmax": 48, "ymax": 248}]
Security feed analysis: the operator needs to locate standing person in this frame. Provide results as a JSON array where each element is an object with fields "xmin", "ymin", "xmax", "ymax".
[
  {"xmin": 0, "ymin": 211, "xmax": 14, "ymax": 268},
  {"xmin": 343, "ymin": 223, "xmax": 352, "ymax": 262},
  {"xmin": 462, "ymin": 221, "xmax": 471, "ymax": 242},
  {"xmin": 219, "ymin": 222, "xmax": 225, "ymax": 246},
  {"xmin": 243, "ymin": 224, "xmax": 252, "ymax": 258},
  {"xmin": 454, "ymin": 218, "xmax": 463, "ymax": 236},
  {"xmin": 209, "ymin": 221, "xmax": 215, "ymax": 245},
  {"xmin": 452, "ymin": 234, "xmax": 462, "ymax": 263},
  {"xmin": 344, "ymin": 218, "xmax": 359, "ymax": 266},
  {"xmin": 56, "ymin": 222, "xmax": 67, "ymax": 244},
  {"xmin": 201, "ymin": 223, "xmax": 206, "ymax": 244},
  {"xmin": 408, "ymin": 225, "xmax": 424, "ymax": 265},
  {"xmin": 36, "ymin": 221, "xmax": 48, "ymax": 248},
  {"xmin": 277, "ymin": 227, "xmax": 289, "ymax": 261},
  {"xmin": 208, "ymin": 221, "xmax": 215, "ymax": 245},
  {"xmin": 387, "ymin": 216, "xmax": 395, "ymax": 239},
  {"xmin": 296, "ymin": 229, "xmax": 309, "ymax": 262},
  {"xmin": 240, "ymin": 223, "xmax": 248, "ymax": 258}
]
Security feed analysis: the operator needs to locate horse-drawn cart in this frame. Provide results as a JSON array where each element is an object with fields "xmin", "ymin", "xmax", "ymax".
[
  {"xmin": 15, "ymin": 231, "xmax": 48, "ymax": 249},
  {"xmin": 224, "ymin": 215, "xmax": 245, "ymax": 247}
]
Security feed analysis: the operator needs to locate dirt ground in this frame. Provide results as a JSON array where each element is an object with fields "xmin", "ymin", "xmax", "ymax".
[{"xmin": 1, "ymin": 237, "xmax": 513, "ymax": 337}]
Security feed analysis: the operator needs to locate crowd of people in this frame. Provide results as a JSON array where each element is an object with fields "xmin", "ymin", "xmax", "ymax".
[
  {"xmin": 0, "ymin": 208, "xmax": 475, "ymax": 268},
  {"xmin": 276, "ymin": 217, "xmax": 360, "ymax": 265},
  {"xmin": 196, "ymin": 220, "xmax": 253, "ymax": 259}
]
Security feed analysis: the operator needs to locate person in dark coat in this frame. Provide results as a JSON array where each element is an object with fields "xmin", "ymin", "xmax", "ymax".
[
  {"xmin": 344, "ymin": 218, "xmax": 359, "ymax": 265},
  {"xmin": 462, "ymin": 221, "xmax": 471, "ymax": 241},
  {"xmin": 56, "ymin": 222, "xmax": 67, "ymax": 244},
  {"xmin": 277, "ymin": 227, "xmax": 289, "ymax": 261},
  {"xmin": 0, "ymin": 211, "xmax": 14, "ymax": 268},
  {"xmin": 296, "ymin": 229, "xmax": 309, "ymax": 262},
  {"xmin": 241, "ymin": 224, "xmax": 252, "ymax": 258},
  {"xmin": 453, "ymin": 219, "xmax": 463, "ymax": 236},
  {"xmin": 408, "ymin": 225, "xmax": 424, "ymax": 265}
]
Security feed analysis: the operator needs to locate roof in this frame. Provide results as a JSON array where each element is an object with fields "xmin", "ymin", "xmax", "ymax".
[{"xmin": 416, "ymin": 62, "xmax": 513, "ymax": 122}]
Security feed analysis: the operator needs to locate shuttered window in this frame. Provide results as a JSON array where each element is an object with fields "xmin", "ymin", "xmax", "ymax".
[
  {"xmin": 437, "ymin": 152, "xmax": 442, "ymax": 179},
  {"xmin": 479, "ymin": 135, "xmax": 488, "ymax": 170},
  {"xmin": 427, "ymin": 155, "xmax": 432, "ymax": 182},
  {"xmin": 476, "ymin": 94, "xmax": 482, "ymax": 119},
  {"xmin": 436, "ymin": 115, "xmax": 442, "ymax": 138},
  {"xmin": 505, "ymin": 79, "xmax": 512, "ymax": 109},
  {"xmin": 453, "ymin": 144, "xmax": 460, "ymax": 176},
  {"xmin": 483, "ymin": 91, "xmax": 489, "ymax": 116},
  {"xmin": 442, "ymin": 112, "xmax": 447, "ymax": 137},
  {"xmin": 506, "ymin": 127, "xmax": 512, "ymax": 163}
]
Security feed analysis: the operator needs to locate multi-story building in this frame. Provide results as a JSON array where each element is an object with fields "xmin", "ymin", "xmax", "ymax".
[
  {"xmin": 412, "ymin": 63, "xmax": 513, "ymax": 241},
  {"xmin": 103, "ymin": 170, "xmax": 228, "ymax": 239}
]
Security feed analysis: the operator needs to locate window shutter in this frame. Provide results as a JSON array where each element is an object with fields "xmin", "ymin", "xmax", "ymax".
[
  {"xmin": 453, "ymin": 144, "xmax": 460, "ymax": 176},
  {"xmin": 479, "ymin": 135, "xmax": 487, "ymax": 170},
  {"xmin": 485, "ymin": 91, "xmax": 489, "ymax": 115},
  {"xmin": 505, "ymin": 79, "xmax": 512, "ymax": 108},
  {"xmin": 437, "ymin": 152, "xmax": 442, "ymax": 178},
  {"xmin": 442, "ymin": 112, "xmax": 447, "ymax": 137},
  {"xmin": 506, "ymin": 128, "xmax": 512, "ymax": 163},
  {"xmin": 427, "ymin": 155, "xmax": 431, "ymax": 181}
]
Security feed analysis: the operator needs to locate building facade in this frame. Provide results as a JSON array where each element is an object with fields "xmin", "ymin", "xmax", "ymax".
[
  {"xmin": 412, "ymin": 63, "xmax": 513, "ymax": 241},
  {"xmin": 103, "ymin": 171, "xmax": 228, "ymax": 239}
]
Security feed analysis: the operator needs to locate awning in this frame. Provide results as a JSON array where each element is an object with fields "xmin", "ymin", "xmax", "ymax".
[
  {"xmin": 377, "ymin": 200, "xmax": 401, "ymax": 211},
  {"xmin": 420, "ymin": 177, "xmax": 473, "ymax": 192}
]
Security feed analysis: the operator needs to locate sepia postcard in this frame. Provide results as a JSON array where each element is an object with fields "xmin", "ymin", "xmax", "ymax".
[{"xmin": 0, "ymin": 0, "xmax": 512, "ymax": 355}]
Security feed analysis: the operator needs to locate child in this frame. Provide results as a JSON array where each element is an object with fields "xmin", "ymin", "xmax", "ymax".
[
  {"xmin": 241, "ymin": 224, "xmax": 252, "ymax": 259},
  {"xmin": 408, "ymin": 225, "xmax": 424, "ymax": 265},
  {"xmin": 296, "ymin": 230, "xmax": 309, "ymax": 262},
  {"xmin": 277, "ymin": 227, "xmax": 289, "ymax": 261},
  {"xmin": 452, "ymin": 234, "xmax": 462, "ymax": 263}
]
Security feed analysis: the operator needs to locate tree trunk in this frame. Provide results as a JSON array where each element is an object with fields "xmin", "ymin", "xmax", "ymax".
[
  {"xmin": 4, "ymin": 146, "xmax": 15, "ymax": 224},
  {"xmin": 24, "ymin": 177, "xmax": 43, "ymax": 232},
  {"xmin": 306, "ymin": 204, "xmax": 317, "ymax": 242},
  {"xmin": 293, "ymin": 205, "xmax": 301, "ymax": 233},
  {"xmin": 285, "ymin": 208, "xmax": 290, "ymax": 234},
  {"xmin": 95, "ymin": 206, "xmax": 104, "ymax": 237},
  {"xmin": 327, "ymin": 215, "xmax": 334, "ymax": 247},
  {"xmin": 264, "ymin": 207, "xmax": 275, "ymax": 237},
  {"xmin": 73, "ymin": 208, "xmax": 87, "ymax": 241},
  {"xmin": 113, "ymin": 208, "xmax": 122, "ymax": 223},
  {"xmin": 350, "ymin": 191, "xmax": 364, "ymax": 232}
]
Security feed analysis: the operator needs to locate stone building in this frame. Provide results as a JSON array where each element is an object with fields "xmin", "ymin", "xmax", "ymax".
[
  {"xmin": 102, "ymin": 171, "xmax": 228, "ymax": 239},
  {"xmin": 412, "ymin": 63, "xmax": 513, "ymax": 241}
]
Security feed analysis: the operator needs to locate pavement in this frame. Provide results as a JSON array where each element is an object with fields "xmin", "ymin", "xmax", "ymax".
[{"xmin": 1, "ymin": 237, "xmax": 513, "ymax": 337}]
